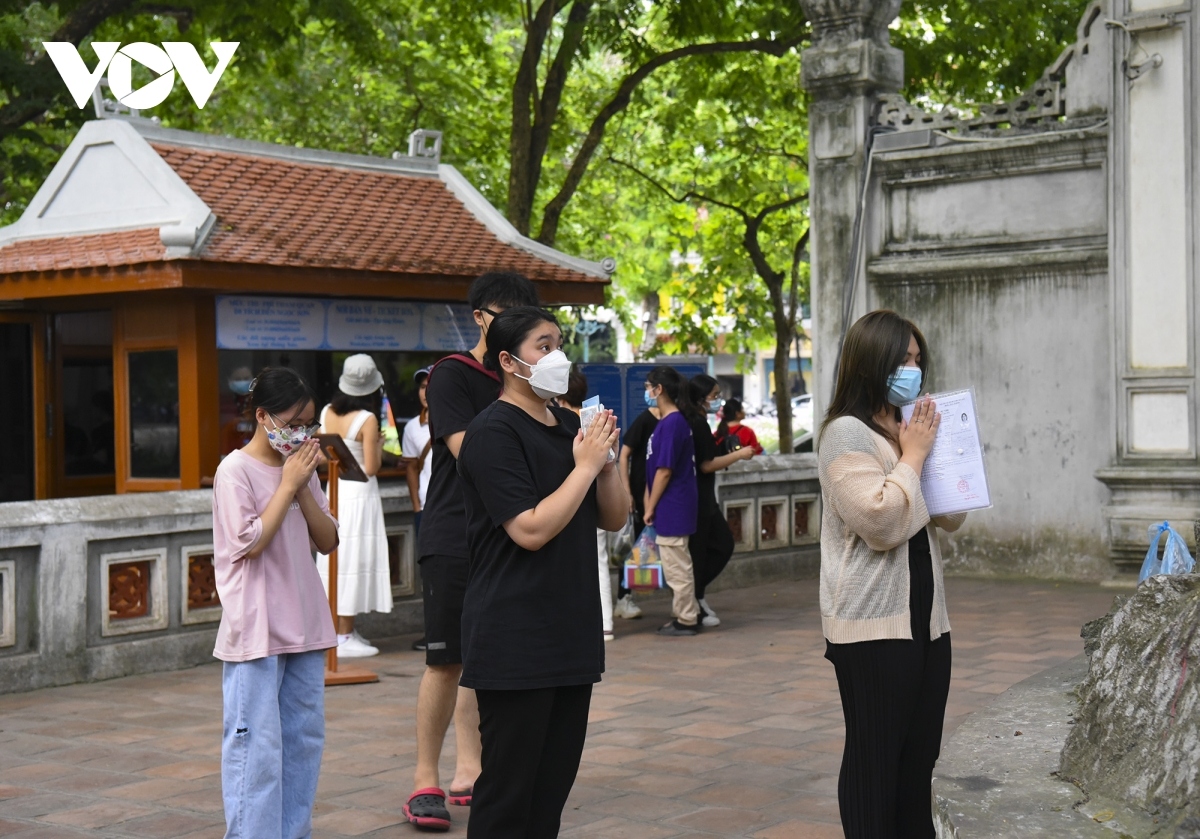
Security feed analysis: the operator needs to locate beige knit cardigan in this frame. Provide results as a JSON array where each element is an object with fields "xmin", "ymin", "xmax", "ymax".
[{"xmin": 817, "ymin": 415, "xmax": 967, "ymax": 644}]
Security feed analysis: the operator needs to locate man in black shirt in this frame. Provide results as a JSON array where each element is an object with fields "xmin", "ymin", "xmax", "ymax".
[{"xmin": 404, "ymin": 272, "xmax": 540, "ymax": 831}]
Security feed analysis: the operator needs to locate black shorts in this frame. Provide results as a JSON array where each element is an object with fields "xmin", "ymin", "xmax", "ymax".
[{"xmin": 420, "ymin": 554, "xmax": 469, "ymax": 666}]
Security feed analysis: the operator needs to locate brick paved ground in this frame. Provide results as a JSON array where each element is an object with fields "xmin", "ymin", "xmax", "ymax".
[{"xmin": 0, "ymin": 576, "xmax": 1116, "ymax": 838}]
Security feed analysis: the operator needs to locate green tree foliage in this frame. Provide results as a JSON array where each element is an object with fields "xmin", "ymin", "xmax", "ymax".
[
  {"xmin": 1, "ymin": 0, "xmax": 1092, "ymax": 446},
  {"xmin": 894, "ymin": 0, "xmax": 1092, "ymax": 106}
]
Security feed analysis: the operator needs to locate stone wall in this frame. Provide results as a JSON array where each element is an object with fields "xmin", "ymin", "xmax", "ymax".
[
  {"xmin": 0, "ymin": 455, "xmax": 819, "ymax": 694},
  {"xmin": 867, "ymin": 130, "xmax": 1114, "ymax": 580},
  {"xmin": 799, "ymin": 0, "xmax": 1200, "ymax": 579}
]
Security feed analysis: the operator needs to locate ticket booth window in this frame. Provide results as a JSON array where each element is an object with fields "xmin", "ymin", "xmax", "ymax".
[
  {"xmin": 128, "ymin": 350, "xmax": 180, "ymax": 479},
  {"xmin": 61, "ymin": 358, "xmax": 115, "ymax": 477},
  {"xmin": 0, "ymin": 322, "xmax": 35, "ymax": 501},
  {"xmin": 56, "ymin": 311, "xmax": 115, "ymax": 497}
]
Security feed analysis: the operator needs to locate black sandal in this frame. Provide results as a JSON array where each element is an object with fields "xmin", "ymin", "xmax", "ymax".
[{"xmin": 403, "ymin": 787, "xmax": 451, "ymax": 831}]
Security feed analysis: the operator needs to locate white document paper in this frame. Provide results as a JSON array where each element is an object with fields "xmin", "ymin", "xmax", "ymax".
[{"xmin": 901, "ymin": 388, "xmax": 992, "ymax": 517}]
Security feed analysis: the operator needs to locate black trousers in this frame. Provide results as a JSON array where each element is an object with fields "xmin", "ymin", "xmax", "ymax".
[
  {"xmin": 689, "ymin": 503, "xmax": 734, "ymax": 600},
  {"xmin": 824, "ymin": 529, "xmax": 951, "ymax": 839},
  {"xmin": 469, "ymin": 684, "xmax": 593, "ymax": 839}
]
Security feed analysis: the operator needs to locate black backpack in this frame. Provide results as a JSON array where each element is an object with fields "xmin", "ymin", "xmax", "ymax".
[{"xmin": 716, "ymin": 434, "xmax": 742, "ymax": 456}]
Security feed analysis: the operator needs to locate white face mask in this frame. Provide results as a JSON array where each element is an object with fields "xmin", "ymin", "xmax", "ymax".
[{"xmin": 513, "ymin": 350, "xmax": 572, "ymax": 399}]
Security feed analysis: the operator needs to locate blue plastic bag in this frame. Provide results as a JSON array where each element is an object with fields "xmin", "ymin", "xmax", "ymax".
[{"xmin": 1138, "ymin": 521, "xmax": 1195, "ymax": 584}]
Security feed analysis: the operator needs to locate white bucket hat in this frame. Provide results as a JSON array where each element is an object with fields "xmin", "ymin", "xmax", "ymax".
[{"xmin": 339, "ymin": 354, "xmax": 384, "ymax": 396}]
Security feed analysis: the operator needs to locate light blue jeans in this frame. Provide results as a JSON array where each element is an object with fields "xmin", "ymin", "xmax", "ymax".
[{"xmin": 222, "ymin": 650, "xmax": 326, "ymax": 839}]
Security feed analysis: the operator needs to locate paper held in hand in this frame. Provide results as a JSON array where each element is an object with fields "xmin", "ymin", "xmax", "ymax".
[
  {"xmin": 901, "ymin": 388, "xmax": 992, "ymax": 517},
  {"xmin": 580, "ymin": 395, "xmax": 616, "ymax": 463}
]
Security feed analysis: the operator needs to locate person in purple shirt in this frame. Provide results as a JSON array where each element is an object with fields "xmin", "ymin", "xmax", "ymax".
[{"xmin": 642, "ymin": 366, "xmax": 701, "ymax": 636}]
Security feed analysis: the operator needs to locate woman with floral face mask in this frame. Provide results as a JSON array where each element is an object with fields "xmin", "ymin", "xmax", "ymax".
[
  {"xmin": 817, "ymin": 310, "xmax": 966, "ymax": 839},
  {"xmin": 210, "ymin": 367, "xmax": 339, "ymax": 839},
  {"xmin": 456, "ymin": 307, "xmax": 628, "ymax": 838}
]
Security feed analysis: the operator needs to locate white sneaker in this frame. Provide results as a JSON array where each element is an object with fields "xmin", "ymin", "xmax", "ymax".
[
  {"xmin": 614, "ymin": 594, "xmax": 643, "ymax": 619},
  {"xmin": 698, "ymin": 598, "xmax": 720, "ymax": 627},
  {"xmin": 337, "ymin": 634, "xmax": 379, "ymax": 657},
  {"xmin": 351, "ymin": 630, "xmax": 374, "ymax": 647}
]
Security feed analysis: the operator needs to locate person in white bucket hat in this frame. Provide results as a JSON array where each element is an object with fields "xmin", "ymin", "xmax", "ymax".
[{"xmin": 317, "ymin": 354, "xmax": 393, "ymax": 657}]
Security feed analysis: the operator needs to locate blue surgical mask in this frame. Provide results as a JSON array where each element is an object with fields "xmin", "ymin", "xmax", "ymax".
[
  {"xmin": 644, "ymin": 388, "xmax": 657, "ymax": 407},
  {"xmin": 887, "ymin": 366, "xmax": 923, "ymax": 406}
]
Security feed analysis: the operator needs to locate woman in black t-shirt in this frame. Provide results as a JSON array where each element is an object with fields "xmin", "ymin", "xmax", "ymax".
[
  {"xmin": 456, "ymin": 306, "xmax": 628, "ymax": 839},
  {"xmin": 684, "ymin": 375, "xmax": 756, "ymax": 626}
]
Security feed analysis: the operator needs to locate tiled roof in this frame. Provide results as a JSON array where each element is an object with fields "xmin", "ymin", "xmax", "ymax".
[
  {"xmin": 0, "ymin": 137, "xmax": 603, "ymax": 285},
  {"xmin": 154, "ymin": 143, "xmax": 595, "ymax": 284},
  {"xmin": 0, "ymin": 228, "xmax": 165, "ymax": 274}
]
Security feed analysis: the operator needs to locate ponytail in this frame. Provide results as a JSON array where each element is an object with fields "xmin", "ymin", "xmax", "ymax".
[
  {"xmin": 717, "ymin": 398, "xmax": 743, "ymax": 440},
  {"xmin": 646, "ymin": 366, "xmax": 694, "ymax": 416}
]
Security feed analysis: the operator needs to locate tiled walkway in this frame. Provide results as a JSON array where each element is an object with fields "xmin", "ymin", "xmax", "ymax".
[{"xmin": 0, "ymin": 576, "xmax": 1116, "ymax": 838}]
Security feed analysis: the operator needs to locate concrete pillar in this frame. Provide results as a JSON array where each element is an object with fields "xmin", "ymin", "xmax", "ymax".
[{"xmin": 798, "ymin": 0, "xmax": 904, "ymax": 430}]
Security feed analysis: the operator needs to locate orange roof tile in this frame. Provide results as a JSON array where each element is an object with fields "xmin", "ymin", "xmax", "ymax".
[
  {"xmin": 152, "ymin": 144, "xmax": 596, "ymax": 284},
  {"xmin": 0, "ymin": 228, "xmax": 165, "ymax": 274},
  {"xmin": 0, "ymin": 139, "xmax": 603, "ymax": 286}
]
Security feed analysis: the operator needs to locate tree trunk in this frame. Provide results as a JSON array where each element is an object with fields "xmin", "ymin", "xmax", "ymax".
[
  {"xmin": 766, "ymin": 280, "xmax": 795, "ymax": 454},
  {"xmin": 505, "ymin": 0, "xmax": 559, "ymax": 234},
  {"xmin": 638, "ymin": 290, "xmax": 660, "ymax": 359}
]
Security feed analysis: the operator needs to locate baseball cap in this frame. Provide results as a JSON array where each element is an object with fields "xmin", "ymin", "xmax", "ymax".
[{"xmin": 414, "ymin": 366, "xmax": 432, "ymax": 383}]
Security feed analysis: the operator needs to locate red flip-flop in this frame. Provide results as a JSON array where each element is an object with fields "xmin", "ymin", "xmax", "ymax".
[
  {"xmin": 447, "ymin": 787, "xmax": 472, "ymax": 807},
  {"xmin": 403, "ymin": 787, "xmax": 451, "ymax": 831}
]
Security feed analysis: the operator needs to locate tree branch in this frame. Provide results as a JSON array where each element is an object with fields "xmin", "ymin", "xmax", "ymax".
[
  {"xmin": 788, "ymin": 227, "xmax": 810, "ymax": 328},
  {"xmin": 605, "ymin": 155, "xmax": 751, "ymax": 222},
  {"xmin": 535, "ymin": 31, "xmax": 808, "ymax": 245},
  {"xmin": 0, "ymin": 0, "xmax": 141, "ymax": 137},
  {"xmin": 528, "ymin": 0, "xmax": 593, "ymax": 209}
]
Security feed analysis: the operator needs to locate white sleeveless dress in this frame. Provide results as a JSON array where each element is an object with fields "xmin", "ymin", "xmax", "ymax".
[{"xmin": 316, "ymin": 408, "xmax": 394, "ymax": 616}]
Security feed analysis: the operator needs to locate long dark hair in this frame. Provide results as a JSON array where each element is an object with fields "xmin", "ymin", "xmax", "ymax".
[
  {"xmin": 330, "ymin": 388, "xmax": 383, "ymax": 418},
  {"xmin": 717, "ymin": 397, "xmax": 743, "ymax": 439},
  {"xmin": 686, "ymin": 374, "xmax": 718, "ymax": 422},
  {"xmin": 485, "ymin": 306, "xmax": 560, "ymax": 381},
  {"xmin": 247, "ymin": 367, "xmax": 316, "ymax": 420},
  {"xmin": 646, "ymin": 366, "xmax": 695, "ymax": 417},
  {"xmin": 820, "ymin": 309, "xmax": 929, "ymax": 444}
]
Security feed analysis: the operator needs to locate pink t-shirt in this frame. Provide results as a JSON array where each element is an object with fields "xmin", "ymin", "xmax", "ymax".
[{"xmin": 211, "ymin": 449, "xmax": 338, "ymax": 662}]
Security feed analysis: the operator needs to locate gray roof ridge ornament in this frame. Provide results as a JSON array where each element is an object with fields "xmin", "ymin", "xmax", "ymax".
[
  {"xmin": 405, "ymin": 129, "xmax": 443, "ymax": 163},
  {"xmin": 91, "ymin": 76, "xmax": 161, "ymax": 127}
]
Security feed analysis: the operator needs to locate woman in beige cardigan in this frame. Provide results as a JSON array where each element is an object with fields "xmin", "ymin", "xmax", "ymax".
[{"xmin": 817, "ymin": 310, "xmax": 966, "ymax": 839}]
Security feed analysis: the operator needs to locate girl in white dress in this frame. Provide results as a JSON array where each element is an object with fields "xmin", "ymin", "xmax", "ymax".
[{"xmin": 317, "ymin": 354, "xmax": 393, "ymax": 658}]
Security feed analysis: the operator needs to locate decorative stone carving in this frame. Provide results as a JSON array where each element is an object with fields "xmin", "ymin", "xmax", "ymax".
[
  {"xmin": 758, "ymin": 496, "xmax": 789, "ymax": 550},
  {"xmin": 724, "ymin": 498, "xmax": 756, "ymax": 552},
  {"xmin": 799, "ymin": 0, "xmax": 905, "ymax": 95},
  {"xmin": 878, "ymin": 0, "xmax": 1109, "ymax": 134},
  {"xmin": 109, "ymin": 560, "xmax": 151, "ymax": 620},
  {"xmin": 100, "ymin": 547, "xmax": 168, "ymax": 637},
  {"xmin": 181, "ymin": 544, "xmax": 222, "ymax": 625}
]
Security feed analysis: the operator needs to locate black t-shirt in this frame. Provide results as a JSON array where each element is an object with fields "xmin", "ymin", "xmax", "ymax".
[
  {"xmin": 685, "ymin": 411, "xmax": 719, "ymax": 512},
  {"xmin": 622, "ymin": 408, "xmax": 659, "ymax": 512},
  {"xmin": 456, "ymin": 401, "xmax": 603, "ymax": 690},
  {"xmin": 417, "ymin": 356, "xmax": 501, "ymax": 560}
]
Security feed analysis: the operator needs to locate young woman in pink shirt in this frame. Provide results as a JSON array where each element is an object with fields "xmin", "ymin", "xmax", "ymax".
[{"xmin": 211, "ymin": 367, "xmax": 339, "ymax": 839}]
